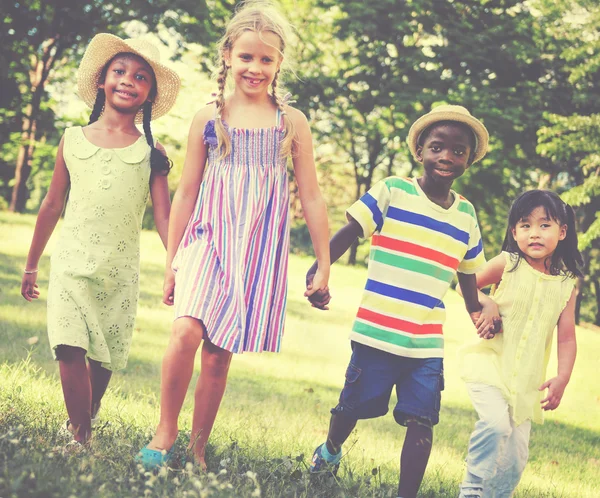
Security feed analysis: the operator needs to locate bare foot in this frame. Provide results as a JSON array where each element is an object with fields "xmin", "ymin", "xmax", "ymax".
[
  {"xmin": 147, "ymin": 428, "xmax": 178, "ymax": 452},
  {"xmin": 193, "ymin": 454, "xmax": 207, "ymax": 472}
]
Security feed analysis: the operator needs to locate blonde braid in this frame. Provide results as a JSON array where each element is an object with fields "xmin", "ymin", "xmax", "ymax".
[
  {"xmin": 271, "ymin": 70, "xmax": 296, "ymax": 158},
  {"xmin": 215, "ymin": 59, "xmax": 231, "ymax": 160}
]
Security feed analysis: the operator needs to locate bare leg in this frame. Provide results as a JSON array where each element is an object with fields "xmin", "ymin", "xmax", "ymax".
[
  {"xmin": 147, "ymin": 317, "xmax": 205, "ymax": 451},
  {"xmin": 87, "ymin": 358, "xmax": 112, "ymax": 418},
  {"xmin": 326, "ymin": 411, "xmax": 357, "ymax": 454},
  {"xmin": 188, "ymin": 338, "xmax": 233, "ymax": 470},
  {"xmin": 57, "ymin": 346, "xmax": 92, "ymax": 444},
  {"xmin": 398, "ymin": 419, "xmax": 433, "ymax": 498}
]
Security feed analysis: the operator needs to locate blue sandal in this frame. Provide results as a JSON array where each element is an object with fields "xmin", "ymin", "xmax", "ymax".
[{"xmin": 135, "ymin": 444, "xmax": 176, "ymax": 470}]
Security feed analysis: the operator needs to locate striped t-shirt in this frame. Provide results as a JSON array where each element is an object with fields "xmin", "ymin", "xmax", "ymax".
[{"xmin": 347, "ymin": 176, "xmax": 485, "ymax": 358}]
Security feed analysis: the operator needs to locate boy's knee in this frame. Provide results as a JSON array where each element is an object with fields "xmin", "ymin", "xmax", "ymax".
[{"xmin": 172, "ymin": 319, "xmax": 204, "ymax": 350}]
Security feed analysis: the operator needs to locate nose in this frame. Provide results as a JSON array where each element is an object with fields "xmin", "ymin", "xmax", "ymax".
[
  {"xmin": 248, "ymin": 62, "xmax": 261, "ymax": 74},
  {"xmin": 120, "ymin": 73, "xmax": 134, "ymax": 86},
  {"xmin": 439, "ymin": 149, "xmax": 453, "ymax": 164}
]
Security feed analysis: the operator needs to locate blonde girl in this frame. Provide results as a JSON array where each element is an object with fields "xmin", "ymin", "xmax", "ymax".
[{"xmin": 137, "ymin": 0, "xmax": 330, "ymax": 470}]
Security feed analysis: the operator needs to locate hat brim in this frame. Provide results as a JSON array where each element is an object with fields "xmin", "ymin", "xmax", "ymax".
[
  {"xmin": 77, "ymin": 33, "xmax": 180, "ymax": 123},
  {"xmin": 407, "ymin": 111, "xmax": 489, "ymax": 164}
]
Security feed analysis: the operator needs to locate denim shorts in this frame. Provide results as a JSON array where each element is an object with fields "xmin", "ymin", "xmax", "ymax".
[{"xmin": 331, "ymin": 341, "xmax": 444, "ymax": 426}]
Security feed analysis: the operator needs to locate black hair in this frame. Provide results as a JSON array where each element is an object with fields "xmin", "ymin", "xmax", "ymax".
[
  {"xmin": 418, "ymin": 120, "xmax": 477, "ymax": 162},
  {"xmin": 501, "ymin": 189, "xmax": 583, "ymax": 278},
  {"xmin": 87, "ymin": 53, "xmax": 171, "ymax": 176}
]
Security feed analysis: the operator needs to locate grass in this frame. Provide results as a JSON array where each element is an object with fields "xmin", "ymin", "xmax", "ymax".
[{"xmin": 1, "ymin": 211, "xmax": 599, "ymax": 497}]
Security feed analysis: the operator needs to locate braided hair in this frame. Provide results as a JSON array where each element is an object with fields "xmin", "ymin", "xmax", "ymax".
[
  {"xmin": 142, "ymin": 100, "xmax": 172, "ymax": 176},
  {"xmin": 270, "ymin": 69, "xmax": 295, "ymax": 157}
]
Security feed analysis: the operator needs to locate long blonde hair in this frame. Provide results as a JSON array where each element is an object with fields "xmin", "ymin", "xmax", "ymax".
[{"xmin": 214, "ymin": 0, "xmax": 296, "ymax": 159}]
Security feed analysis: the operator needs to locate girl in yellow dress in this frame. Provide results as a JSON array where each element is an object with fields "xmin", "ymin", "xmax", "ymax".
[
  {"xmin": 20, "ymin": 33, "xmax": 179, "ymax": 448},
  {"xmin": 458, "ymin": 189, "xmax": 583, "ymax": 498}
]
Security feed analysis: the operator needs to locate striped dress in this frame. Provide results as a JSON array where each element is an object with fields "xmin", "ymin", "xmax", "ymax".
[{"xmin": 171, "ymin": 109, "xmax": 290, "ymax": 353}]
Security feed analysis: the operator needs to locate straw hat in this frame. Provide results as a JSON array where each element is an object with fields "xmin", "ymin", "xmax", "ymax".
[
  {"xmin": 407, "ymin": 105, "xmax": 489, "ymax": 164},
  {"xmin": 77, "ymin": 33, "xmax": 180, "ymax": 123}
]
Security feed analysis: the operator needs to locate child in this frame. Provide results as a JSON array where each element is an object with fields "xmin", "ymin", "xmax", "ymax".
[
  {"xmin": 306, "ymin": 105, "xmax": 491, "ymax": 498},
  {"xmin": 137, "ymin": 0, "xmax": 330, "ymax": 470},
  {"xmin": 457, "ymin": 190, "xmax": 582, "ymax": 498},
  {"xmin": 20, "ymin": 33, "xmax": 179, "ymax": 448}
]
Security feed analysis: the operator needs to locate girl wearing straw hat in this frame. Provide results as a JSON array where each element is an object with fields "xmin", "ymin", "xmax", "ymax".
[{"xmin": 20, "ymin": 33, "xmax": 180, "ymax": 449}]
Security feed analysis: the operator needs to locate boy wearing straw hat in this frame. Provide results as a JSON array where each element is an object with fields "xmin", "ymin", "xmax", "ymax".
[{"xmin": 306, "ymin": 105, "xmax": 492, "ymax": 498}]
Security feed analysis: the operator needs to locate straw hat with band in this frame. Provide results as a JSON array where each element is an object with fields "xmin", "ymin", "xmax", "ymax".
[
  {"xmin": 77, "ymin": 33, "xmax": 180, "ymax": 123},
  {"xmin": 407, "ymin": 105, "xmax": 489, "ymax": 164}
]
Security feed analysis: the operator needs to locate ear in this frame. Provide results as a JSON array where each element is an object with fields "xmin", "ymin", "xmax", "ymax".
[
  {"xmin": 559, "ymin": 224, "xmax": 567, "ymax": 241},
  {"xmin": 415, "ymin": 145, "xmax": 424, "ymax": 162},
  {"xmin": 99, "ymin": 83, "xmax": 105, "ymax": 90},
  {"xmin": 511, "ymin": 227, "xmax": 517, "ymax": 240},
  {"xmin": 223, "ymin": 49, "xmax": 232, "ymax": 68}
]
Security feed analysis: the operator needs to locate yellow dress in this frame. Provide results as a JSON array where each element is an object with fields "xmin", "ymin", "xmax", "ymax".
[
  {"xmin": 46, "ymin": 126, "xmax": 151, "ymax": 371},
  {"xmin": 458, "ymin": 252, "xmax": 575, "ymax": 425}
]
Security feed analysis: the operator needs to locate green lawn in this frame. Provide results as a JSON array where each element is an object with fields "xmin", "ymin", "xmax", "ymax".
[{"xmin": 1, "ymin": 211, "xmax": 599, "ymax": 497}]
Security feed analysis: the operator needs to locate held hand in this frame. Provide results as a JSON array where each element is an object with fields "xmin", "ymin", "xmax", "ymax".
[
  {"xmin": 469, "ymin": 306, "xmax": 502, "ymax": 340},
  {"xmin": 304, "ymin": 270, "xmax": 331, "ymax": 310},
  {"xmin": 21, "ymin": 273, "xmax": 40, "ymax": 302},
  {"xmin": 539, "ymin": 376, "xmax": 569, "ymax": 411},
  {"xmin": 163, "ymin": 269, "xmax": 175, "ymax": 306}
]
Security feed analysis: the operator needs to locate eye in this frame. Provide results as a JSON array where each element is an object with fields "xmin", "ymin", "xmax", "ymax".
[
  {"xmin": 135, "ymin": 74, "xmax": 147, "ymax": 81},
  {"xmin": 262, "ymin": 57, "xmax": 273, "ymax": 63},
  {"xmin": 113, "ymin": 69, "xmax": 125, "ymax": 75},
  {"xmin": 431, "ymin": 145, "xmax": 441, "ymax": 152},
  {"xmin": 541, "ymin": 223, "xmax": 551, "ymax": 228},
  {"xmin": 520, "ymin": 224, "xmax": 530, "ymax": 229},
  {"xmin": 454, "ymin": 149, "xmax": 465, "ymax": 156},
  {"xmin": 240, "ymin": 54, "xmax": 252, "ymax": 61}
]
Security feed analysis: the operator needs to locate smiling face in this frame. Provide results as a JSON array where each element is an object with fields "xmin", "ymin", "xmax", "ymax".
[
  {"xmin": 416, "ymin": 122, "xmax": 475, "ymax": 186},
  {"xmin": 225, "ymin": 30, "xmax": 283, "ymax": 97},
  {"xmin": 99, "ymin": 54, "xmax": 155, "ymax": 115},
  {"xmin": 512, "ymin": 206, "xmax": 567, "ymax": 267}
]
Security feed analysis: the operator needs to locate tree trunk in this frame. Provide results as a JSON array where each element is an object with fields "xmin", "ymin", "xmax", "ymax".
[
  {"xmin": 9, "ymin": 112, "xmax": 37, "ymax": 212},
  {"xmin": 9, "ymin": 37, "xmax": 61, "ymax": 212},
  {"xmin": 594, "ymin": 279, "xmax": 600, "ymax": 326},
  {"xmin": 574, "ymin": 276, "xmax": 583, "ymax": 325}
]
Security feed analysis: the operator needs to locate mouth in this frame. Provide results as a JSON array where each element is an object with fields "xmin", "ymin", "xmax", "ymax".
[
  {"xmin": 434, "ymin": 167, "xmax": 455, "ymax": 177},
  {"xmin": 243, "ymin": 76, "xmax": 265, "ymax": 87},
  {"xmin": 114, "ymin": 89, "xmax": 137, "ymax": 99},
  {"xmin": 528, "ymin": 243, "xmax": 544, "ymax": 249}
]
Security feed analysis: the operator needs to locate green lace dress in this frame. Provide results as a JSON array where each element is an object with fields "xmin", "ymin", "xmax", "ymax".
[{"xmin": 46, "ymin": 126, "xmax": 151, "ymax": 371}]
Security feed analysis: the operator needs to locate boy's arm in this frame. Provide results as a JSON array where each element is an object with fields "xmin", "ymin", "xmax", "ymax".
[
  {"xmin": 305, "ymin": 217, "xmax": 363, "ymax": 309},
  {"xmin": 456, "ymin": 272, "xmax": 482, "ymax": 315},
  {"xmin": 306, "ymin": 217, "xmax": 363, "ymax": 279},
  {"xmin": 540, "ymin": 288, "xmax": 577, "ymax": 411}
]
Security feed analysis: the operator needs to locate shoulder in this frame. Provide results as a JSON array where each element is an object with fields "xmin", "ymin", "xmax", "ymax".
[
  {"xmin": 154, "ymin": 141, "xmax": 167, "ymax": 156},
  {"xmin": 285, "ymin": 105, "xmax": 309, "ymax": 128},
  {"xmin": 191, "ymin": 103, "xmax": 216, "ymax": 128},
  {"xmin": 454, "ymin": 194, "xmax": 478, "ymax": 219}
]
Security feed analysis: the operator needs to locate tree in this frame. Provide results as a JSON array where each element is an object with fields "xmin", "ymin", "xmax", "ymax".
[
  {"xmin": 3, "ymin": 0, "xmax": 224, "ymax": 212},
  {"xmin": 535, "ymin": 0, "xmax": 600, "ymax": 324}
]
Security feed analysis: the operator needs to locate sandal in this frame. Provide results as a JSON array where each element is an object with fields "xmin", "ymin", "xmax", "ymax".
[{"xmin": 135, "ymin": 444, "xmax": 176, "ymax": 471}]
